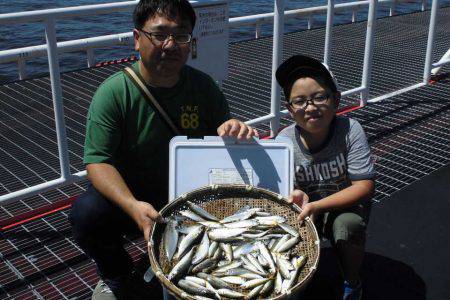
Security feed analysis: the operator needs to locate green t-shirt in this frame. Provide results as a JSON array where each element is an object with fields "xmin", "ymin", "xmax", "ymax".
[{"xmin": 84, "ymin": 62, "xmax": 230, "ymax": 208}]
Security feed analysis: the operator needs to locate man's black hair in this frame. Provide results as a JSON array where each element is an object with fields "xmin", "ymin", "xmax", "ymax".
[{"xmin": 133, "ymin": 0, "xmax": 196, "ymax": 30}]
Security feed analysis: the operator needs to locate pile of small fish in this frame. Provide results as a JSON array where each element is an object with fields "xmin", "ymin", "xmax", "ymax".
[{"xmin": 161, "ymin": 201, "xmax": 307, "ymax": 299}]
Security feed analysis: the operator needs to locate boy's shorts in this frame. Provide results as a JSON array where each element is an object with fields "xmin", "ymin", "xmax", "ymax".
[{"xmin": 314, "ymin": 200, "xmax": 371, "ymax": 246}]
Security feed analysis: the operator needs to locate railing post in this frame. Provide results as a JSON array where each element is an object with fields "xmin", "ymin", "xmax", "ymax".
[
  {"xmin": 423, "ymin": 0, "xmax": 439, "ymax": 84},
  {"xmin": 360, "ymin": 0, "xmax": 378, "ymax": 106},
  {"xmin": 270, "ymin": 0, "xmax": 285, "ymax": 137},
  {"xmin": 18, "ymin": 59, "xmax": 27, "ymax": 80},
  {"xmin": 87, "ymin": 48, "xmax": 95, "ymax": 67},
  {"xmin": 390, "ymin": 0, "xmax": 396, "ymax": 16},
  {"xmin": 45, "ymin": 19, "xmax": 71, "ymax": 179},
  {"xmin": 422, "ymin": 0, "xmax": 427, "ymax": 11},
  {"xmin": 308, "ymin": 14, "xmax": 314, "ymax": 29},
  {"xmin": 255, "ymin": 22, "xmax": 261, "ymax": 39},
  {"xmin": 352, "ymin": 8, "xmax": 357, "ymax": 22},
  {"xmin": 323, "ymin": 0, "xmax": 335, "ymax": 67}
]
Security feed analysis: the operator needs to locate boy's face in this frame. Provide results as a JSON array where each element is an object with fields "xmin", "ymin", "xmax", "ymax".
[{"xmin": 288, "ymin": 76, "xmax": 336, "ymax": 134}]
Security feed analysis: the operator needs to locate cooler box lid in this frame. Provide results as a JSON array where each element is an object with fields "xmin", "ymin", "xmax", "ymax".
[{"xmin": 168, "ymin": 136, "xmax": 294, "ymax": 200}]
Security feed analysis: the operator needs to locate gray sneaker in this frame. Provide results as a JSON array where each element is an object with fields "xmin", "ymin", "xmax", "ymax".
[{"xmin": 92, "ymin": 280, "xmax": 117, "ymax": 300}]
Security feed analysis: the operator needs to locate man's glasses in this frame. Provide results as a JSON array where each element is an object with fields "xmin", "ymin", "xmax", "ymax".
[
  {"xmin": 139, "ymin": 29, "xmax": 192, "ymax": 44},
  {"xmin": 289, "ymin": 93, "xmax": 331, "ymax": 110}
]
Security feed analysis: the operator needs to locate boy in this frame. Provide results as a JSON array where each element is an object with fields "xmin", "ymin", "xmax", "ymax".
[{"xmin": 276, "ymin": 55, "xmax": 375, "ymax": 300}]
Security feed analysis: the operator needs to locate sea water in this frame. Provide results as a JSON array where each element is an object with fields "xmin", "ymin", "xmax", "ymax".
[{"xmin": 0, "ymin": 0, "xmax": 447, "ymax": 83}]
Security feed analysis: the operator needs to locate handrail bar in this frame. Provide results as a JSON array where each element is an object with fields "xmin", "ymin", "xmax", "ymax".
[{"xmin": 0, "ymin": 1, "xmax": 138, "ymax": 25}]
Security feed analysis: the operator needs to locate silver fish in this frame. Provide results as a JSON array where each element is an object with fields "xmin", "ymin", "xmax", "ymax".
[
  {"xmin": 213, "ymin": 267, "xmax": 254, "ymax": 277},
  {"xmin": 241, "ymin": 277, "xmax": 270, "ymax": 289},
  {"xmin": 212, "ymin": 246, "xmax": 223, "ymax": 261},
  {"xmin": 239, "ymin": 273, "xmax": 264, "ymax": 280},
  {"xmin": 197, "ymin": 272, "xmax": 231, "ymax": 289},
  {"xmin": 187, "ymin": 201, "xmax": 219, "ymax": 221},
  {"xmin": 191, "ymin": 258, "xmax": 218, "ymax": 274},
  {"xmin": 193, "ymin": 296, "xmax": 215, "ymax": 300},
  {"xmin": 242, "ymin": 229, "xmax": 271, "ymax": 239},
  {"xmin": 257, "ymin": 253, "xmax": 269, "ymax": 267},
  {"xmin": 185, "ymin": 276, "xmax": 207, "ymax": 286},
  {"xmin": 224, "ymin": 219, "xmax": 259, "ymax": 228},
  {"xmin": 193, "ymin": 231, "xmax": 210, "ymax": 265},
  {"xmin": 175, "ymin": 225, "xmax": 203, "ymax": 259},
  {"xmin": 274, "ymin": 271, "xmax": 283, "ymax": 294},
  {"xmin": 275, "ymin": 255, "xmax": 291, "ymax": 279},
  {"xmin": 163, "ymin": 219, "xmax": 179, "ymax": 262},
  {"xmin": 208, "ymin": 241, "xmax": 219, "ymax": 258},
  {"xmin": 260, "ymin": 279, "xmax": 274, "ymax": 295},
  {"xmin": 278, "ymin": 222, "xmax": 300, "ymax": 237},
  {"xmin": 178, "ymin": 279, "xmax": 217, "ymax": 299},
  {"xmin": 255, "ymin": 211, "xmax": 271, "ymax": 217},
  {"xmin": 214, "ymin": 261, "xmax": 242, "ymax": 273},
  {"xmin": 255, "ymin": 216, "xmax": 286, "ymax": 226},
  {"xmin": 220, "ymin": 243, "xmax": 234, "ymax": 262},
  {"xmin": 272, "ymin": 234, "xmax": 291, "ymax": 253},
  {"xmin": 220, "ymin": 210, "xmax": 256, "ymax": 224},
  {"xmin": 217, "ymin": 288, "xmax": 245, "ymax": 299},
  {"xmin": 241, "ymin": 256, "xmax": 267, "ymax": 276},
  {"xmin": 282, "ymin": 255, "xmax": 307, "ymax": 292},
  {"xmin": 256, "ymin": 242, "xmax": 276, "ymax": 274},
  {"xmin": 246, "ymin": 254, "xmax": 266, "ymax": 274},
  {"xmin": 180, "ymin": 210, "xmax": 206, "ymax": 222},
  {"xmin": 208, "ymin": 228, "xmax": 247, "ymax": 241},
  {"xmin": 199, "ymin": 221, "xmax": 224, "ymax": 228},
  {"xmin": 233, "ymin": 243, "xmax": 258, "ymax": 259},
  {"xmin": 167, "ymin": 247, "xmax": 195, "ymax": 281},
  {"xmin": 245, "ymin": 284, "xmax": 264, "ymax": 299},
  {"xmin": 234, "ymin": 205, "xmax": 252, "ymax": 215},
  {"xmin": 221, "ymin": 276, "xmax": 247, "ymax": 285},
  {"xmin": 277, "ymin": 235, "xmax": 300, "ymax": 253}
]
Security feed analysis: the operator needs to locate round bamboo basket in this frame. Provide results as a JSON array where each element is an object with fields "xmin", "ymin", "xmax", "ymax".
[{"xmin": 148, "ymin": 184, "xmax": 320, "ymax": 299}]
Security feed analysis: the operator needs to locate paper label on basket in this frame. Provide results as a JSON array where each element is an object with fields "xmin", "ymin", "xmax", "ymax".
[{"xmin": 209, "ymin": 168, "xmax": 254, "ymax": 185}]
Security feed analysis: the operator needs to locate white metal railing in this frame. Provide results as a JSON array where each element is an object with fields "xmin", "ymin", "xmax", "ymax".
[
  {"xmin": 0, "ymin": 0, "xmax": 448, "ymax": 204},
  {"xmin": 0, "ymin": 0, "xmax": 432, "ymax": 79}
]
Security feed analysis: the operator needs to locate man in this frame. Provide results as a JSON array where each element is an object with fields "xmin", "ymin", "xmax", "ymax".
[{"xmin": 70, "ymin": 0, "xmax": 257, "ymax": 299}]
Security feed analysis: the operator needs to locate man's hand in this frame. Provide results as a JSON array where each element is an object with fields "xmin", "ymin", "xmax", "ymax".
[
  {"xmin": 217, "ymin": 119, "xmax": 259, "ymax": 140},
  {"xmin": 129, "ymin": 201, "xmax": 164, "ymax": 241},
  {"xmin": 288, "ymin": 189, "xmax": 316, "ymax": 223}
]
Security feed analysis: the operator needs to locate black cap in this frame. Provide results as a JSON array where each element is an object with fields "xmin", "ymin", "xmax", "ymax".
[{"xmin": 275, "ymin": 55, "xmax": 340, "ymax": 95}]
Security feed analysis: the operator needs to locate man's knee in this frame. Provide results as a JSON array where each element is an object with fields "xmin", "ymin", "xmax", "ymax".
[
  {"xmin": 332, "ymin": 212, "xmax": 367, "ymax": 244},
  {"xmin": 70, "ymin": 187, "xmax": 113, "ymax": 237}
]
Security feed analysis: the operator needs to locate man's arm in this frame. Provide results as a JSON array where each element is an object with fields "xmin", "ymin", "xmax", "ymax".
[{"xmin": 86, "ymin": 163, "xmax": 163, "ymax": 241}]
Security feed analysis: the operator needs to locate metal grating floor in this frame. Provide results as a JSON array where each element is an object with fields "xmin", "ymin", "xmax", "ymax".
[{"xmin": 1, "ymin": 7, "xmax": 450, "ymax": 299}]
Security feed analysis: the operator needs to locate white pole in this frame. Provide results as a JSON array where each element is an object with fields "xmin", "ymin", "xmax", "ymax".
[
  {"xmin": 323, "ymin": 0, "xmax": 335, "ymax": 67},
  {"xmin": 45, "ymin": 19, "xmax": 71, "ymax": 179},
  {"xmin": 423, "ymin": 0, "xmax": 439, "ymax": 84},
  {"xmin": 270, "ymin": 0, "xmax": 285, "ymax": 137},
  {"xmin": 18, "ymin": 59, "xmax": 27, "ymax": 80},
  {"xmin": 360, "ymin": 0, "xmax": 378, "ymax": 106},
  {"xmin": 87, "ymin": 48, "xmax": 95, "ymax": 67}
]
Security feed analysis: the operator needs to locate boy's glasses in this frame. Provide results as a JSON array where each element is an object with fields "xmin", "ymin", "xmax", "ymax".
[
  {"xmin": 139, "ymin": 30, "xmax": 192, "ymax": 44},
  {"xmin": 289, "ymin": 94, "xmax": 331, "ymax": 110}
]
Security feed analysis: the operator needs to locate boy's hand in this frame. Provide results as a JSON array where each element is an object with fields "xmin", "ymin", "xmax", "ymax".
[{"xmin": 288, "ymin": 189, "xmax": 315, "ymax": 223}]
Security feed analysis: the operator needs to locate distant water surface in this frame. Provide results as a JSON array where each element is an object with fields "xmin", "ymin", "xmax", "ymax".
[{"xmin": 0, "ymin": 0, "xmax": 447, "ymax": 83}]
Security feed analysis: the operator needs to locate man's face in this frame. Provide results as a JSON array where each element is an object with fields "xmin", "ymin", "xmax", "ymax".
[
  {"xmin": 288, "ymin": 77, "xmax": 336, "ymax": 134},
  {"xmin": 134, "ymin": 14, "xmax": 192, "ymax": 79}
]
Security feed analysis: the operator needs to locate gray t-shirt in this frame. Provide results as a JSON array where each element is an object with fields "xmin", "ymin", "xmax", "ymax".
[{"xmin": 278, "ymin": 116, "xmax": 375, "ymax": 202}]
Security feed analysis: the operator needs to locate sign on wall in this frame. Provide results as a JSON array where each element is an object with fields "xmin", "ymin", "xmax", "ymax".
[{"xmin": 189, "ymin": 0, "xmax": 229, "ymax": 83}]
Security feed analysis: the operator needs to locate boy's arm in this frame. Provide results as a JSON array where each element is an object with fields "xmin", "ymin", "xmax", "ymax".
[{"xmin": 302, "ymin": 179, "xmax": 374, "ymax": 220}]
